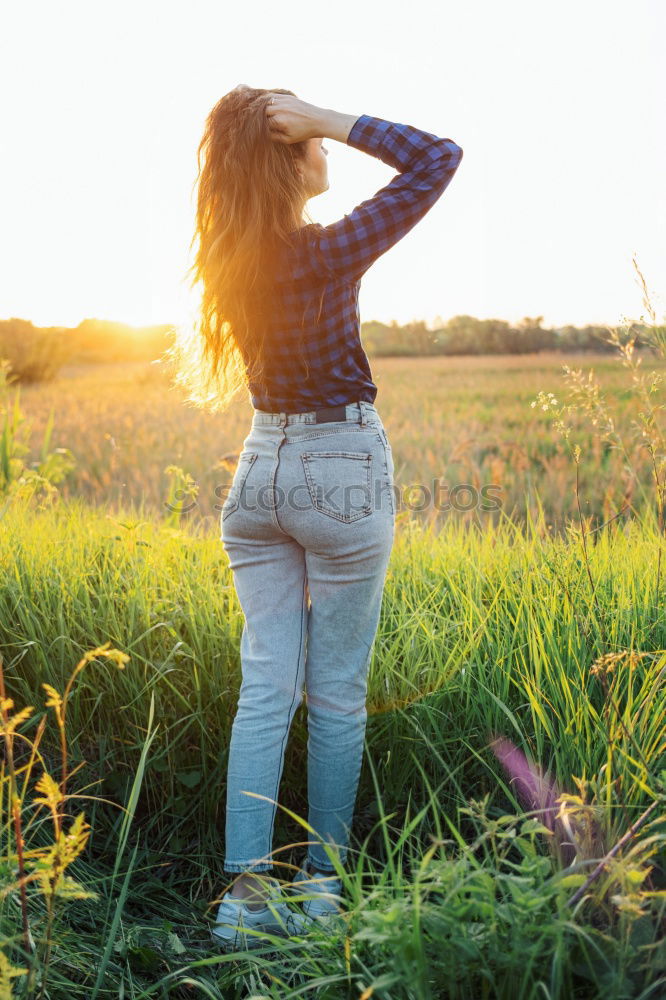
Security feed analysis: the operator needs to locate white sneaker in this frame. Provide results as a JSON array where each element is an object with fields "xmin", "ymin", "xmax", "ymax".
[
  {"xmin": 289, "ymin": 858, "xmax": 346, "ymax": 926},
  {"xmin": 210, "ymin": 876, "xmax": 314, "ymax": 952}
]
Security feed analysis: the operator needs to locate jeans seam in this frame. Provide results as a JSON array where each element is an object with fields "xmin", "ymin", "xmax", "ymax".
[
  {"xmin": 266, "ymin": 563, "xmax": 308, "ymax": 851},
  {"xmin": 283, "ymin": 423, "xmax": 381, "ymax": 443},
  {"xmin": 221, "ymin": 452, "xmax": 259, "ymax": 521}
]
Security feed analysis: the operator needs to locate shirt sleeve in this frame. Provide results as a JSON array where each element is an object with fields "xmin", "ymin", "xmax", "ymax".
[{"xmin": 310, "ymin": 114, "xmax": 463, "ymax": 283}]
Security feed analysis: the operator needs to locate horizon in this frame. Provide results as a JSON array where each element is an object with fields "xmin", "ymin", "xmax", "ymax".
[{"xmin": 1, "ymin": 312, "xmax": 647, "ymax": 335}]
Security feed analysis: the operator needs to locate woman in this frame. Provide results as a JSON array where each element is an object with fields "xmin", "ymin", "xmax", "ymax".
[{"xmin": 183, "ymin": 86, "xmax": 464, "ymax": 949}]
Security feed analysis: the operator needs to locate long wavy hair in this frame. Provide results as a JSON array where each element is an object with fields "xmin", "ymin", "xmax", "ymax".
[{"xmin": 165, "ymin": 84, "xmax": 327, "ymax": 414}]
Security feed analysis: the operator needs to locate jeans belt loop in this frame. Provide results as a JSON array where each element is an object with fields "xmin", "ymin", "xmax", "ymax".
[{"xmin": 358, "ymin": 401, "xmax": 366, "ymax": 427}]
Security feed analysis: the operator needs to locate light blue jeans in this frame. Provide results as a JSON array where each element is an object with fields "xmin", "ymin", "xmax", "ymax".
[{"xmin": 221, "ymin": 400, "xmax": 395, "ymax": 875}]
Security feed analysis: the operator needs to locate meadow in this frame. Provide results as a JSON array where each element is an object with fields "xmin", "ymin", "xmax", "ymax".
[
  {"xmin": 13, "ymin": 349, "xmax": 666, "ymax": 533},
  {"xmin": 0, "ymin": 341, "xmax": 665, "ymax": 998}
]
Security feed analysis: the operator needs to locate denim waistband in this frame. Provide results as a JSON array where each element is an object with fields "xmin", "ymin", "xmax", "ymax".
[{"xmin": 251, "ymin": 400, "xmax": 378, "ymax": 428}]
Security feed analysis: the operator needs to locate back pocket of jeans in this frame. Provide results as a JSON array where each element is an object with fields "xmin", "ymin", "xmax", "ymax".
[{"xmin": 301, "ymin": 450, "xmax": 372, "ymax": 523}]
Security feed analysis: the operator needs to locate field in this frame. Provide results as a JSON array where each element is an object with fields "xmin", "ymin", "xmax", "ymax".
[
  {"xmin": 1, "ymin": 350, "xmax": 665, "ymax": 999},
  {"xmin": 14, "ymin": 350, "xmax": 666, "ymax": 531}
]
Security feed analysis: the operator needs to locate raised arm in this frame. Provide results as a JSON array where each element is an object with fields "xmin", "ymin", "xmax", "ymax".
[{"xmin": 311, "ymin": 113, "xmax": 463, "ymax": 282}]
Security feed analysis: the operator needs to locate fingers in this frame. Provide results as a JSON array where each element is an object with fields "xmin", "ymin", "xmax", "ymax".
[
  {"xmin": 264, "ymin": 93, "xmax": 281, "ymax": 118},
  {"xmin": 264, "ymin": 97, "xmax": 278, "ymax": 125},
  {"xmin": 264, "ymin": 93, "xmax": 301, "ymax": 143},
  {"xmin": 265, "ymin": 95, "xmax": 287, "ymax": 141},
  {"xmin": 266, "ymin": 118, "xmax": 287, "ymax": 142}
]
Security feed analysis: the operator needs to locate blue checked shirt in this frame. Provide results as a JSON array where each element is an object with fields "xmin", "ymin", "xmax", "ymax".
[{"xmin": 245, "ymin": 114, "xmax": 463, "ymax": 412}]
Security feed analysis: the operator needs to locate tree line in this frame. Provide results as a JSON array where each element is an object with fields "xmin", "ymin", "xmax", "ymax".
[{"xmin": 0, "ymin": 314, "xmax": 658, "ymax": 382}]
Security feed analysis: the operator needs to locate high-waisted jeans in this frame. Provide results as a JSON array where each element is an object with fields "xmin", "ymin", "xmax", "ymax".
[{"xmin": 221, "ymin": 399, "xmax": 396, "ymax": 875}]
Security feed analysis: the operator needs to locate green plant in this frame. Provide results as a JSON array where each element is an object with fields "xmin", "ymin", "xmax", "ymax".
[
  {"xmin": 0, "ymin": 643, "xmax": 129, "ymax": 999},
  {"xmin": 0, "ymin": 360, "xmax": 75, "ymax": 516},
  {"xmin": 162, "ymin": 464, "xmax": 199, "ymax": 528}
]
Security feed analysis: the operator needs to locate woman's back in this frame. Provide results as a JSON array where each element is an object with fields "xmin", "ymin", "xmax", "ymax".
[{"xmin": 246, "ymin": 113, "xmax": 464, "ymax": 413}]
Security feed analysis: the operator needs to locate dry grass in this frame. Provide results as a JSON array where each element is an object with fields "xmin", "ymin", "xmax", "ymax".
[{"xmin": 15, "ymin": 351, "xmax": 664, "ymax": 530}]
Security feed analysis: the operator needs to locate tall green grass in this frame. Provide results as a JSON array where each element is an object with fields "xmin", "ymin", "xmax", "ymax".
[{"xmin": 0, "ymin": 498, "xmax": 664, "ymax": 998}]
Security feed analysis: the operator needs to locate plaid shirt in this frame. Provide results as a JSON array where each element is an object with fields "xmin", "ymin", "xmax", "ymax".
[{"xmin": 246, "ymin": 114, "xmax": 463, "ymax": 412}]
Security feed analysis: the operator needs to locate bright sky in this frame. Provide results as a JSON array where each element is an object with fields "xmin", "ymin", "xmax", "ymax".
[{"xmin": 1, "ymin": 0, "xmax": 664, "ymax": 332}]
